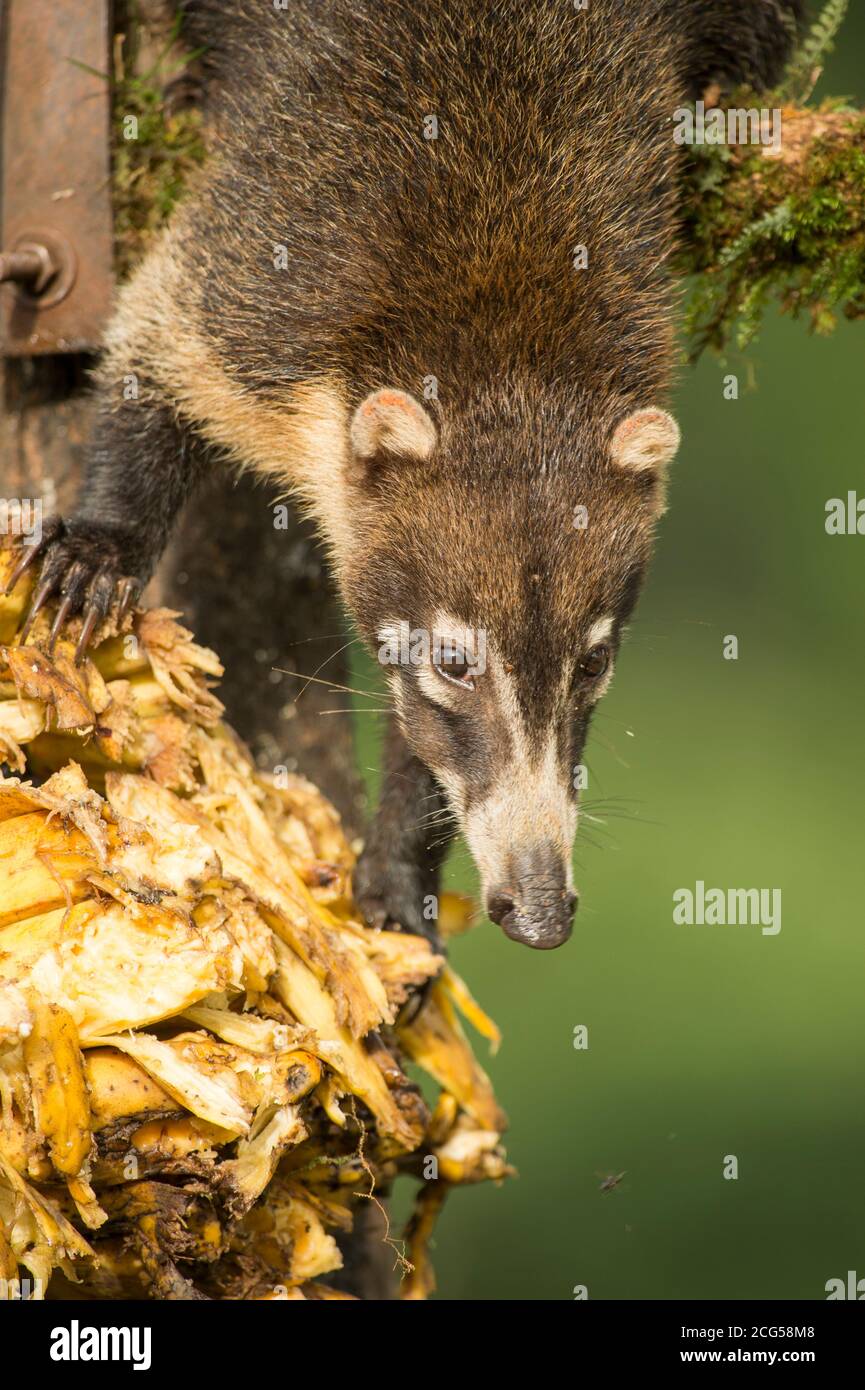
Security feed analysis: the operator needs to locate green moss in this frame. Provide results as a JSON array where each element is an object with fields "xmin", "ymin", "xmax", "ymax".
[
  {"xmin": 681, "ymin": 0, "xmax": 865, "ymax": 358},
  {"xmin": 73, "ymin": 5, "xmax": 206, "ymax": 280},
  {"xmin": 111, "ymin": 8, "xmax": 206, "ymax": 279}
]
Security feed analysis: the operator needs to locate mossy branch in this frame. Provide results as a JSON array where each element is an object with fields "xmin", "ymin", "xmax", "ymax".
[{"xmin": 681, "ymin": 0, "xmax": 864, "ymax": 358}]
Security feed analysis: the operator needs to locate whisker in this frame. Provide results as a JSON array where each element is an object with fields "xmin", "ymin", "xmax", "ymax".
[
  {"xmin": 593, "ymin": 710, "xmax": 639, "ymax": 735},
  {"xmin": 576, "ymin": 829, "xmax": 609, "ymax": 852},
  {"xmin": 366, "ymin": 768, "xmax": 427, "ymax": 786},
  {"xmin": 416, "ymin": 804, "xmax": 456, "ymax": 822},
  {"xmin": 318, "ymin": 707, "xmax": 389, "ymax": 716},
  {"xmin": 415, "ymin": 816, "xmax": 457, "ymax": 835},
  {"xmin": 294, "ymin": 636, "xmax": 363, "ymax": 701},
  {"xmin": 584, "ymin": 800, "xmax": 645, "ymax": 811},
  {"xmin": 443, "ymin": 851, "xmax": 473, "ymax": 873},
  {"xmin": 586, "ymin": 729, "xmax": 631, "ymax": 770},
  {"xmin": 274, "ymin": 667, "xmax": 385, "ymax": 701},
  {"xmin": 426, "ymin": 835, "xmax": 457, "ymax": 852},
  {"xmin": 283, "ymin": 630, "xmax": 364, "ymax": 649}
]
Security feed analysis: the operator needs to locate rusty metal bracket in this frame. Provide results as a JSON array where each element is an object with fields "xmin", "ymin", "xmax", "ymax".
[{"xmin": 0, "ymin": 0, "xmax": 114, "ymax": 355}]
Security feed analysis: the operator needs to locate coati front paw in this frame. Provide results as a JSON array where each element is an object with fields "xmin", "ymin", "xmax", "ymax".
[
  {"xmin": 8, "ymin": 518, "xmax": 142, "ymax": 661},
  {"xmin": 353, "ymin": 851, "xmax": 441, "ymax": 944},
  {"xmin": 353, "ymin": 849, "xmax": 445, "ymax": 1019}
]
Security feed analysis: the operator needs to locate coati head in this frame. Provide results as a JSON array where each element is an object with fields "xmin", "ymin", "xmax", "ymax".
[{"xmin": 339, "ymin": 384, "xmax": 680, "ymax": 949}]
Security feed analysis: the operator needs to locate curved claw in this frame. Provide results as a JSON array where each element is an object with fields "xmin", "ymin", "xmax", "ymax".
[
  {"xmin": 4, "ymin": 519, "xmax": 63, "ymax": 597},
  {"xmin": 73, "ymin": 570, "xmax": 139, "ymax": 664},
  {"xmin": 116, "ymin": 577, "xmax": 140, "ymax": 625},
  {"xmin": 362, "ymin": 902, "xmax": 389, "ymax": 932},
  {"xmin": 396, "ymin": 973, "xmax": 436, "ymax": 1027},
  {"xmin": 73, "ymin": 604, "xmax": 103, "ymax": 665},
  {"xmin": 47, "ymin": 593, "xmax": 75, "ymax": 653},
  {"xmin": 19, "ymin": 574, "xmax": 59, "ymax": 643},
  {"xmin": 4, "ymin": 543, "xmax": 43, "ymax": 597}
]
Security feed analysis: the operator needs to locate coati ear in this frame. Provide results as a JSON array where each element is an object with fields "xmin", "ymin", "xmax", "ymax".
[
  {"xmin": 350, "ymin": 389, "xmax": 437, "ymax": 466},
  {"xmin": 610, "ymin": 408, "xmax": 681, "ymax": 475}
]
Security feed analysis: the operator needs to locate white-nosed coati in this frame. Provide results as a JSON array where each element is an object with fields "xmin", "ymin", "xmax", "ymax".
[{"xmin": 10, "ymin": 0, "xmax": 803, "ymax": 952}]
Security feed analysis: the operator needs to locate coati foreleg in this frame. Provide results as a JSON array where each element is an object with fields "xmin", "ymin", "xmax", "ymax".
[
  {"xmin": 352, "ymin": 714, "xmax": 455, "ymax": 954},
  {"xmin": 9, "ymin": 385, "xmax": 208, "ymax": 657}
]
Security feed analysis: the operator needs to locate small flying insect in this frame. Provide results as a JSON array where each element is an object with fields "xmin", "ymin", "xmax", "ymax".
[{"xmin": 597, "ymin": 1171, "xmax": 626, "ymax": 1194}]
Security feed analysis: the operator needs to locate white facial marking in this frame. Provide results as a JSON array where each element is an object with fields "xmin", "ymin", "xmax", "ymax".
[
  {"xmin": 460, "ymin": 644, "xmax": 577, "ymax": 902},
  {"xmin": 383, "ymin": 669, "xmax": 406, "ymax": 730},
  {"xmin": 585, "ymin": 614, "xmax": 616, "ymax": 702},
  {"xmin": 417, "ymin": 663, "xmax": 461, "ymax": 708},
  {"xmin": 432, "ymin": 765, "xmax": 467, "ymax": 820},
  {"xmin": 586, "ymin": 615, "xmax": 614, "ymax": 648}
]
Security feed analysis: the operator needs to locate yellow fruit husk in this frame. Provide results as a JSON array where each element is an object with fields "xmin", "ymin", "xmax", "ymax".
[{"xmin": 0, "ymin": 540, "xmax": 511, "ymax": 1300}]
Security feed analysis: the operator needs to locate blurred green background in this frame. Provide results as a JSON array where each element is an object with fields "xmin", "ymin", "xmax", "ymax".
[{"xmin": 352, "ymin": 11, "xmax": 865, "ymax": 1300}]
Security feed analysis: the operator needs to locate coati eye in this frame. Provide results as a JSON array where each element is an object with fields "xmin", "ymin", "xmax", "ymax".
[
  {"xmin": 579, "ymin": 645, "xmax": 610, "ymax": 681},
  {"xmin": 434, "ymin": 642, "xmax": 475, "ymax": 690}
]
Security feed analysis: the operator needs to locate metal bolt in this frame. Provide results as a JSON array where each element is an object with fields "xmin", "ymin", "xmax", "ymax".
[{"xmin": 0, "ymin": 242, "xmax": 59, "ymax": 295}]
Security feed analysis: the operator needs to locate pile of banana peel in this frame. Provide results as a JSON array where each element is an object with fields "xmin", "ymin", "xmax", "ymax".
[{"xmin": 0, "ymin": 541, "xmax": 510, "ymax": 1301}]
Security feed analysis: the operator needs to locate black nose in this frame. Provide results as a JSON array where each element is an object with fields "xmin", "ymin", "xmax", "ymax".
[{"xmin": 487, "ymin": 845, "xmax": 577, "ymax": 950}]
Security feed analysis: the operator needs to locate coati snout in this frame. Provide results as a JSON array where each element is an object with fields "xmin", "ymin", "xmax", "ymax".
[{"xmin": 345, "ymin": 388, "xmax": 681, "ymax": 951}]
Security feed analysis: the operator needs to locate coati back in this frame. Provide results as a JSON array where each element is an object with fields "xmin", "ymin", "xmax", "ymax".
[{"xmin": 12, "ymin": 0, "xmax": 803, "ymax": 952}]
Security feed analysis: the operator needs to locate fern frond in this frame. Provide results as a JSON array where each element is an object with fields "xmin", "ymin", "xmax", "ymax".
[{"xmin": 780, "ymin": 0, "xmax": 850, "ymax": 103}]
